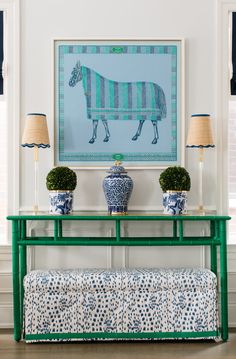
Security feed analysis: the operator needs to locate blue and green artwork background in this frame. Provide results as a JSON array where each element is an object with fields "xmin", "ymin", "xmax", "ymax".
[{"xmin": 55, "ymin": 42, "xmax": 181, "ymax": 166}]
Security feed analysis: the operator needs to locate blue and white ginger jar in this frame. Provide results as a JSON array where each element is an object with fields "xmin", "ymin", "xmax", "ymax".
[
  {"xmin": 103, "ymin": 161, "xmax": 133, "ymax": 215},
  {"xmin": 49, "ymin": 191, "xmax": 73, "ymax": 215},
  {"xmin": 163, "ymin": 191, "xmax": 187, "ymax": 215}
]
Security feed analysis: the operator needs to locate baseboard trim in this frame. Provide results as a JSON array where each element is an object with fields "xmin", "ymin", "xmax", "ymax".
[{"xmin": 0, "ymin": 325, "xmax": 13, "ymax": 330}]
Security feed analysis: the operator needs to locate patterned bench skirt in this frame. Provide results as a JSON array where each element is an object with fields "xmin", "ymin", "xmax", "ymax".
[{"xmin": 23, "ymin": 268, "xmax": 218, "ymax": 342}]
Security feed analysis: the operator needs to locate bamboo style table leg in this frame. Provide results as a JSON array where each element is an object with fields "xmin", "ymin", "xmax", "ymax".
[
  {"xmin": 210, "ymin": 221, "xmax": 217, "ymax": 275},
  {"xmin": 20, "ymin": 220, "xmax": 27, "ymax": 337},
  {"xmin": 210, "ymin": 245, "xmax": 217, "ymax": 275},
  {"xmin": 219, "ymin": 220, "xmax": 228, "ymax": 341},
  {"xmin": 12, "ymin": 220, "xmax": 21, "ymax": 341}
]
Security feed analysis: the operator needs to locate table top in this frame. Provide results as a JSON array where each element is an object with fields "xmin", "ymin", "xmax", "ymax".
[{"xmin": 7, "ymin": 211, "xmax": 231, "ymax": 221}]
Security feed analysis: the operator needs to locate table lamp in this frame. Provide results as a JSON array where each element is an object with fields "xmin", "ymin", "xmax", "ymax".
[
  {"xmin": 186, "ymin": 114, "xmax": 215, "ymax": 213},
  {"xmin": 21, "ymin": 113, "xmax": 50, "ymax": 212}
]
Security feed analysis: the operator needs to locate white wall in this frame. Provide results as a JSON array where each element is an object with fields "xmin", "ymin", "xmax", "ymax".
[
  {"xmin": 1, "ymin": 0, "xmax": 235, "ymax": 329},
  {"xmin": 17, "ymin": 0, "xmax": 221, "ymax": 266},
  {"xmin": 19, "ymin": 0, "xmax": 218, "ymax": 269},
  {"xmin": 20, "ymin": 0, "xmax": 217, "ymax": 214}
]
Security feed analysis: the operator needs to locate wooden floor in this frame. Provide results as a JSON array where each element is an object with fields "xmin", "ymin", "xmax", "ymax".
[{"xmin": 0, "ymin": 332, "xmax": 236, "ymax": 359}]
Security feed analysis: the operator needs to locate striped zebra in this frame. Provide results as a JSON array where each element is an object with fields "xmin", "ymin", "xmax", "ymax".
[{"xmin": 69, "ymin": 62, "xmax": 167, "ymax": 144}]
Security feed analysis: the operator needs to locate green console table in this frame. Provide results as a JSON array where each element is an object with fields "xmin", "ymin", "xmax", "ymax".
[{"xmin": 7, "ymin": 211, "xmax": 230, "ymax": 342}]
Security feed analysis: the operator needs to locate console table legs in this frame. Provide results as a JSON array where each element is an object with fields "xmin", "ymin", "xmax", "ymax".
[
  {"xmin": 219, "ymin": 220, "xmax": 228, "ymax": 342},
  {"xmin": 12, "ymin": 220, "xmax": 21, "ymax": 341}
]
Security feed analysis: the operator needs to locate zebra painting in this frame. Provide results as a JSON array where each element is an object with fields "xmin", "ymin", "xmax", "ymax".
[{"xmin": 69, "ymin": 61, "xmax": 167, "ymax": 144}]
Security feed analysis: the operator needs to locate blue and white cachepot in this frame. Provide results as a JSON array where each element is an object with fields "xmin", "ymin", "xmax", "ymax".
[
  {"xmin": 163, "ymin": 191, "xmax": 187, "ymax": 215},
  {"xmin": 103, "ymin": 161, "xmax": 133, "ymax": 215},
  {"xmin": 49, "ymin": 191, "xmax": 73, "ymax": 215}
]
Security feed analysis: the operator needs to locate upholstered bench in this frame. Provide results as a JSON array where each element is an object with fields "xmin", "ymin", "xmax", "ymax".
[{"xmin": 23, "ymin": 268, "xmax": 218, "ymax": 342}]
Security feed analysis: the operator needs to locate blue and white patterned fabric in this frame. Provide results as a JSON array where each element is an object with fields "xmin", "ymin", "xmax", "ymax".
[{"xmin": 23, "ymin": 268, "xmax": 218, "ymax": 342}]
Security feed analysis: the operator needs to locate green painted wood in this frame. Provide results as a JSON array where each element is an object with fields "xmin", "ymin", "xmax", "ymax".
[
  {"xmin": 18, "ymin": 238, "xmax": 221, "ymax": 246},
  {"xmin": 210, "ymin": 245, "xmax": 217, "ymax": 275},
  {"xmin": 25, "ymin": 330, "xmax": 219, "ymax": 341},
  {"xmin": 12, "ymin": 220, "xmax": 21, "ymax": 342},
  {"xmin": 7, "ymin": 212, "xmax": 231, "ymax": 221},
  {"xmin": 21, "ymin": 220, "xmax": 26, "ymax": 240},
  {"xmin": 219, "ymin": 220, "xmax": 228, "ymax": 342},
  {"xmin": 179, "ymin": 220, "xmax": 183, "ymax": 241},
  {"xmin": 116, "ymin": 220, "xmax": 120, "ymax": 241},
  {"xmin": 54, "ymin": 220, "xmax": 58, "ymax": 241},
  {"xmin": 19, "ymin": 246, "xmax": 26, "ymax": 333},
  {"xmin": 19, "ymin": 220, "xmax": 27, "ymax": 337},
  {"xmin": 58, "ymin": 220, "xmax": 62, "ymax": 237},
  {"xmin": 173, "ymin": 221, "xmax": 177, "ymax": 238},
  {"xmin": 210, "ymin": 220, "xmax": 218, "ymax": 275},
  {"xmin": 17, "ymin": 236, "xmax": 220, "ymax": 242}
]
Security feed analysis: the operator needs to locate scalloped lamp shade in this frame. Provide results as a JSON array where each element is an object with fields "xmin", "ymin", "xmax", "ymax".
[
  {"xmin": 186, "ymin": 114, "xmax": 215, "ymax": 213},
  {"xmin": 21, "ymin": 113, "xmax": 50, "ymax": 213},
  {"xmin": 186, "ymin": 114, "xmax": 215, "ymax": 148},
  {"xmin": 21, "ymin": 113, "xmax": 50, "ymax": 148}
]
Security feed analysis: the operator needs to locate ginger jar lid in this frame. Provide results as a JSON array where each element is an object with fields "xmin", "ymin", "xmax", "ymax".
[{"xmin": 107, "ymin": 161, "xmax": 127, "ymax": 174}]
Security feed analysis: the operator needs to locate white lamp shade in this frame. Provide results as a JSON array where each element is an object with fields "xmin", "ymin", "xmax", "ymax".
[
  {"xmin": 21, "ymin": 113, "xmax": 50, "ymax": 148},
  {"xmin": 186, "ymin": 114, "xmax": 215, "ymax": 148}
]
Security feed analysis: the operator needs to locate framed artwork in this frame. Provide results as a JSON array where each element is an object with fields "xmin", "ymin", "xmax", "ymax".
[{"xmin": 54, "ymin": 39, "xmax": 185, "ymax": 168}]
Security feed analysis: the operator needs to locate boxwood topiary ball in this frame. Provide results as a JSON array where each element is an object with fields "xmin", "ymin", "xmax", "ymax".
[
  {"xmin": 159, "ymin": 166, "xmax": 191, "ymax": 193},
  {"xmin": 46, "ymin": 166, "xmax": 77, "ymax": 191}
]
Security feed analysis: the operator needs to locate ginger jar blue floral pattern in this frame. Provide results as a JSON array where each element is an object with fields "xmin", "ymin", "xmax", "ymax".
[
  {"xmin": 103, "ymin": 161, "xmax": 133, "ymax": 215},
  {"xmin": 163, "ymin": 191, "xmax": 187, "ymax": 215},
  {"xmin": 49, "ymin": 191, "xmax": 73, "ymax": 215}
]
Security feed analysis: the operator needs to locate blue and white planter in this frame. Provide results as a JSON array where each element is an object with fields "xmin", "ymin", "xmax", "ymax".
[
  {"xmin": 163, "ymin": 191, "xmax": 187, "ymax": 215},
  {"xmin": 103, "ymin": 162, "xmax": 133, "ymax": 215},
  {"xmin": 49, "ymin": 191, "xmax": 73, "ymax": 215}
]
